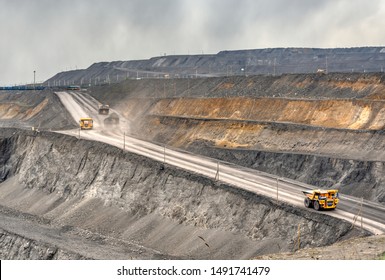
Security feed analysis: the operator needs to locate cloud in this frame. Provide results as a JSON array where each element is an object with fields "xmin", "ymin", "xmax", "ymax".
[{"xmin": 1, "ymin": 0, "xmax": 384, "ymax": 85}]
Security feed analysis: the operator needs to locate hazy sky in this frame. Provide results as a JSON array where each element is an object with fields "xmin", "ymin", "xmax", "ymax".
[{"xmin": 1, "ymin": 0, "xmax": 385, "ymax": 85}]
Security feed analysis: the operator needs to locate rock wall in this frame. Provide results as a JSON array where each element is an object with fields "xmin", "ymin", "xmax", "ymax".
[
  {"xmin": 0, "ymin": 129, "xmax": 369, "ymax": 259},
  {"xmin": 189, "ymin": 145, "xmax": 385, "ymax": 203}
]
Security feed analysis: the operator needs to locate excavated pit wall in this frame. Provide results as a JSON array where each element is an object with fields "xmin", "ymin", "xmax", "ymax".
[
  {"xmin": 0, "ymin": 128, "xmax": 369, "ymax": 259},
  {"xmin": 141, "ymin": 115, "xmax": 385, "ymax": 203},
  {"xmin": 187, "ymin": 144, "xmax": 385, "ymax": 203}
]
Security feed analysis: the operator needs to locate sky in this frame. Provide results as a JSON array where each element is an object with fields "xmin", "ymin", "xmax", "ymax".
[{"xmin": 1, "ymin": 0, "xmax": 385, "ymax": 85}]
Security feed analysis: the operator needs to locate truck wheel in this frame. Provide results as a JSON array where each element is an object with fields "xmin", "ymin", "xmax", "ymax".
[
  {"xmin": 304, "ymin": 197, "xmax": 312, "ymax": 208},
  {"xmin": 314, "ymin": 201, "xmax": 320, "ymax": 211}
]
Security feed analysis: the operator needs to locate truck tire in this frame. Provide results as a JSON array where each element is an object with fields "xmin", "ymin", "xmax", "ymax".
[
  {"xmin": 304, "ymin": 197, "xmax": 312, "ymax": 208},
  {"xmin": 314, "ymin": 201, "xmax": 320, "ymax": 211}
]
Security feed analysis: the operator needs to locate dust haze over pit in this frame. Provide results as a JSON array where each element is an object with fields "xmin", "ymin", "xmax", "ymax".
[{"xmin": 1, "ymin": 0, "xmax": 385, "ymax": 85}]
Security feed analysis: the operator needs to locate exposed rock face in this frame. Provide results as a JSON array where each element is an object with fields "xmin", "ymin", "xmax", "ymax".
[
  {"xmin": 0, "ymin": 129, "xmax": 369, "ymax": 259},
  {"xmin": 188, "ymin": 147, "xmax": 385, "ymax": 203}
]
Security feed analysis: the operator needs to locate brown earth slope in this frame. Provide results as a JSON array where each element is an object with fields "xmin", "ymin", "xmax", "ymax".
[
  {"xmin": 150, "ymin": 97, "xmax": 385, "ymax": 130},
  {"xmin": 0, "ymin": 90, "xmax": 76, "ymax": 130}
]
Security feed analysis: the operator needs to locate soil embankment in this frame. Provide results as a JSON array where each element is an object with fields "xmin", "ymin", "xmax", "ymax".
[{"xmin": 0, "ymin": 128, "xmax": 368, "ymax": 259}]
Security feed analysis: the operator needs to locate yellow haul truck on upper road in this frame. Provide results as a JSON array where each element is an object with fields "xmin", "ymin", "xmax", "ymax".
[
  {"xmin": 303, "ymin": 189, "xmax": 339, "ymax": 210},
  {"xmin": 79, "ymin": 117, "xmax": 93, "ymax": 130}
]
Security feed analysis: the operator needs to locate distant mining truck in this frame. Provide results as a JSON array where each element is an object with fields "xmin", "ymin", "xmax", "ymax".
[
  {"xmin": 98, "ymin": 104, "xmax": 110, "ymax": 115},
  {"xmin": 79, "ymin": 117, "xmax": 93, "ymax": 130},
  {"xmin": 303, "ymin": 189, "xmax": 339, "ymax": 210}
]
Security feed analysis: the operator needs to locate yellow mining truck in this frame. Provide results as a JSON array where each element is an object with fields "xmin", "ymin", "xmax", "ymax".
[
  {"xmin": 303, "ymin": 189, "xmax": 339, "ymax": 210},
  {"xmin": 79, "ymin": 117, "xmax": 93, "ymax": 130}
]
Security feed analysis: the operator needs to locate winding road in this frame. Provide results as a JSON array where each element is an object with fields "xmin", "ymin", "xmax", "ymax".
[{"xmin": 56, "ymin": 91, "xmax": 385, "ymax": 235}]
